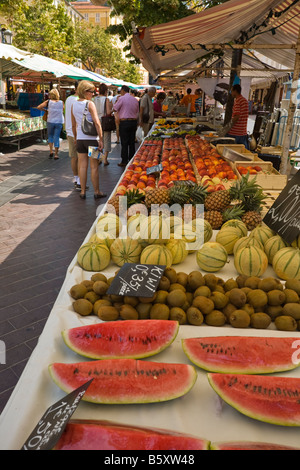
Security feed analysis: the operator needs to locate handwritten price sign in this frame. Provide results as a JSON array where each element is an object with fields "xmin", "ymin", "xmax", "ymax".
[
  {"xmin": 107, "ymin": 263, "xmax": 166, "ymax": 297},
  {"xmin": 263, "ymin": 170, "xmax": 300, "ymax": 244}
]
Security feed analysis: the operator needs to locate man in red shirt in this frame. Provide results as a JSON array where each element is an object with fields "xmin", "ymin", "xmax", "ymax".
[{"xmin": 227, "ymin": 84, "xmax": 249, "ymax": 149}]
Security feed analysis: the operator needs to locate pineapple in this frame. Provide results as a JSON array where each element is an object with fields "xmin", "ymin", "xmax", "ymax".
[
  {"xmin": 204, "ymin": 211, "xmax": 224, "ymax": 230},
  {"xmin": 108, "ymin": 189, "xmax": 145, "ymax": 216},
  {"xmin": 204, "ymin": 190, "xmax": 231, "ymax": 212},
  {"xmin": 242, "ymin": 211, "xmax": 263, "ymax": 231},
  {"xmin": 145, "ymin": 188, "xmax": 170, "ymax": 209},
  {"xmin": 169, "ymin": 181, "xmax": 208, "ymax": 206}
]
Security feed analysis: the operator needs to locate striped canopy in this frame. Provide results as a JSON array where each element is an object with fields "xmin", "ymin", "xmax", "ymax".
[{"xmin": 131, "ymin": 0, "xmax": 300, "ymax": 78}]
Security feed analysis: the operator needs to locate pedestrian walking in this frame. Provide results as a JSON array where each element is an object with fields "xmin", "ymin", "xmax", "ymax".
[
  {"xmin": 65, "ymin": 82, "xmax": 81, "ymax": 189},
  {"xmin": 93, "ymin": 83, "xmax": 113, "ymax": 166},
  {"xmin": 71, "ymin": 80, "xmax": 106, "ymax": 200},
  {"xmin": 113, "ymin": 85, "xmax": 139, "ymax": 168},
  {"xmin": 226, "ymin": 84, "xmax": 249, "ymax": 149},
  {"xmin": 37, "ymin": 88, "xmax": 64, "ymax": 160},
  {"xmin": 112, "ymin": 89, "xmax": 121, "ymax": 144},
  {"xmin": 139, "ymin": 87, "xmax": 156, "ymax": 137}
]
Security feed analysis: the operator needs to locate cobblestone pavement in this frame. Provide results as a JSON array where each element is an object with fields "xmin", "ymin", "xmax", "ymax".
[{"xmin": 0, "ymin": 134, "xmax": 125, "ymax": 413}]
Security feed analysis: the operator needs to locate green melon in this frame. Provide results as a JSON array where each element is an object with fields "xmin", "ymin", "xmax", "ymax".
[
  {"xmin": 216, "ymin": 226, "xmax": 242, "ymax": 255},
  {"xmin": 139, "ymin": 215, "xmax": 170, "ymax": 244},
  {"xmin": 77, "ymin": 242, "xmax": 111, "ymax": 272},
  {"xmin": 196, "ymin": 242, "xmax": 228, "ymax": 273},
  {"xmin": 49, "ymin": 358, "xmax": 197, "ymax": 404},
  {"xmin": 110, "ymin": 238, "xmax": 142, "ymax": 267},
  {"xmin": 234, "ymin": 246, "xmax": 268, "ymax": 277},
  {"xmin": 233, "ymin": 236, "xmax": 264, "ymax": 256},
  {"xmin": 249, "ymin": 225, "xmax": 276, "ymax": 246},
  {"xmin": 140, "ymin": 244, "xmax": 173, "ymax": 267},
  {"xmin": 165, "ymin": 238, "xmax": 188, "ymax": 265},
  {"xmin": 97, "ymin": 213, "xmax": 122, "ymax": 238},
  {"xmin": 222, "ymin": 219, "xmax": 248, "ymax": 238},
  {"xmin": 272, "ymin": 247, "xmax": 300, "ymax": 280},
  {"xmin": 191, "ymin": 219, "xmax": 213, "ymax": 243},
  {"xmin": 264, "ymin": 235, "xmax": 289, "ymax": 264}
]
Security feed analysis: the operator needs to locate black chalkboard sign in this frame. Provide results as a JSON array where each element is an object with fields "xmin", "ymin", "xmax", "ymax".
[
  {"xmin": 107, "ymin": 263, "xmax": 166, "ymax": 297},
  {"xmin": 263, "ymin": 169, "xmax": 300, "ymax": 244},
  {"xmin": 146, "ymin": 163, "xmax": 163, "ymax": 175},
  {"xmin": 21, "ymin": 379, "xmax": 93, "ymax": 450}
]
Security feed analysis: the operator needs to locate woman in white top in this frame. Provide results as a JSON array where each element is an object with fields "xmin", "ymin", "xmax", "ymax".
[
  {"xmin": 93, "ymin": 83, "xmax": 113, "ymax": 166},
  {"xmin": 71, "ymin": 80, "xmax": 105, "ymax": 200},
  {"xmin": 37, "ymin": 88, "xmax": 64, "ymax": 160}
]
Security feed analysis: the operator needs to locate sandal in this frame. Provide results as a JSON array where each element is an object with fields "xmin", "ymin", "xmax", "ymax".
[
  {"xmin": 104, "ymin": 161, "xmax": 109, "ymax": 166},
  {"xmin": 80, "ymin": 193, "xmax": 86, "ymax": 200},
  {"xmin": 94, "ymin": 192, "xmax": 107, "ymax": 199},
  {"xmin": 49, "ymin": 153, "xmax": 54, "ymax": 159}
]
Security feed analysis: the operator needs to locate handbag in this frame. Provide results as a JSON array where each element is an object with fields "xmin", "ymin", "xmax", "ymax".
[
  {"xmin": 101, "ymin": 98, "xmax": 116, "ymax": 132},
  {"xmin": 42, "ymin": 100, "xmax": 49, "ymax": 122},
  {"xmin": 81, "ymin": 101, "xmax": 98, "ymax": 136}
]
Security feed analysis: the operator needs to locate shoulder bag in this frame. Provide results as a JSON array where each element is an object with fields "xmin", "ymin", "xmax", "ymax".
[
  {"xmin": 81, "ymin": 100, "xmax": 98, "ymax": 136},
  {"xmin": 42, "ymin": 100, "xmax": 49, "ymax": 122},
  {"xmin": 101, "ymin": 98, "xmax": 116, "ymax": 132}
]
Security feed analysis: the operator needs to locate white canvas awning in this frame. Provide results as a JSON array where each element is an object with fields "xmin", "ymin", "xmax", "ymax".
[{"xmin": 131, "ymin": 0, "xmax": 300, "ymax": 78}]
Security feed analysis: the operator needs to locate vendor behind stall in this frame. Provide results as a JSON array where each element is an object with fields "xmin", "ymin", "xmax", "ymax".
[
  {"xmin": 153, "ymin": 92, "xmax": 167, "ymax": 118},
  {"xmin": 226, "ymin": 84, "xmax": 249, "ymax": 149}
]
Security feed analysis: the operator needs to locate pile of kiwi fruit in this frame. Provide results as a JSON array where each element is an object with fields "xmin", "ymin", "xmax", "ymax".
[{"xmin": 69, "ymin": 268, "xmax": 300, "ymax": 331}]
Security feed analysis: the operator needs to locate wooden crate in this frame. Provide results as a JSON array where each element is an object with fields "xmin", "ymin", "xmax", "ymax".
[
  {"xmin": 234, "ymin": 161, "xmax": 287, "ymax": 190},
  {"xmin": 260, "ymin": 190, "xmax": 281, "ymax": 218}
]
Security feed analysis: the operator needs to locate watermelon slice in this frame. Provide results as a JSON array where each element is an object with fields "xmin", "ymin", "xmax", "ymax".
[
  {"xmin": 49, "ymin": 359, "xmax": 197, "ymax": 404},
  {"xmin": 182, "ymin": 336, "xmax": 300, "ymax": 374},
  {"xmin": 62, "ymin": 320, "xmax": 179, "ymax": 360},
  {"xmin": 53, "ymin": 419, "xmax": 210, "ymax": 450},
  {"xmin": 211, "ymin": 441, "xmax": 300, "ymax": 450},
  {"xmin": 208, "ymin": 373, "xmax": 300, "ymax": 426}
]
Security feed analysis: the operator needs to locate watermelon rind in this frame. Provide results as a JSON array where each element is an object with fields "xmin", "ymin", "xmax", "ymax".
[
  {"xmin": 210, "ymin": 441, "xmax": 300, "ymax": 450},
  {"xmin": 207, "ymin": 373, "xmax": 300, "ymax": 427},
  {"xmin": 182, "ymin": 336, "xmax": 300, "ymax": 375},
  {"xmin": 61, "ymin": 320, "xmax": 179, "ymax": 360},
  {"xmin": 49, "ymin": 359, "xmax": 197, "ymax": 404},
  {"xmin": 53, "ymin": 419, "xmax": 210, "ymax": 450}
]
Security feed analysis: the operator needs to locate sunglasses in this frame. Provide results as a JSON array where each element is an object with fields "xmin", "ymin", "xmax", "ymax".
[{"xmin": 86, "ymin": 89, "xmax": 95, "ymax": 94}]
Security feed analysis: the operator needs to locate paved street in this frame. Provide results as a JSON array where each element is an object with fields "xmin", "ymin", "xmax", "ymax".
[{"xmin": 0, "ymin": 134, "xmax": 124, "ymax": 413}]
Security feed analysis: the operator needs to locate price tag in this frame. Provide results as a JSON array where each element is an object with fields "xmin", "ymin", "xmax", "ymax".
[
  {"xmin": 21, "ymin": 379, "xmax": 93, "ymax": 450},
  {"xmin": 146, "ymin": 163, "xmax": 163, "ymax": 175},
  {"xmin": 107, "ymin": 263, "xmax": 166, "ymax": 297},
  {"xmin": 263, "ymin": 170, "xmax": 300, "ymax": 244}
]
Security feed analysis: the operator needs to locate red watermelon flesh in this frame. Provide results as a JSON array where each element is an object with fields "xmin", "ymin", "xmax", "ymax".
[
  {"xmin": 182, "ymin": 336, "xmax": 300, "ymax": 374},
  {"xmin": 208, "ymin": 373, "xmax": 300, "ymax": 426},
  {"xmin": 211, "ymin": 441, "xmax": 300, "ymax": 450},
  {"xmin": 62, "ymin": 320, "xmax": 179, "ymax": 360},
  {"xmin": 53, "ymin": 420, "xmax": 210, "ymax": 450},
  {"xmin": 49, "ymin": 359, "xmax": 197, "ymax": 404}
]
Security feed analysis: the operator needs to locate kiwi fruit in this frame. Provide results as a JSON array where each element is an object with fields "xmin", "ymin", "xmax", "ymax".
[
  {"xmin": 93, "ymin": 298, "xmax": 111, "ymax": 315},
  {"xmin": 80, "ymin": 280, "xmax": 95, "ymax": 292},
  {"xmin": 222, "ymin": 303, "xmax": 237, "ymax": 321},
  {"xmin": 250, "ymin": 312, "xmax": 272, "ymax": 329},
  {"xmin": 282, "ymin": 303, "xmax": 300, "ymax": 320},
  {"xmin": 204, "ymin": 274, "xmax": 218, "ymax": 291},
  {"xmin": 176, "ymin": 272, "xmax": 188, "ymax": 288},
  {"xmin": 73, "ymin": 298, "xmax": 93, "ymax": 316},
  {"xmin": 192, "ymin": 296, "xmax": 214, "ymax": 315},
  {"xmin": 264, "ymin": 304, "xmax": 283, "ymax": 321},
  {"xmin": 267, "ymin": 289, "xmax": 286, "ymax": 306},
  {"xmin": 167, "ymin": 289, "xmax": 186, "ymax": 308},
  {"xmin": 169, "ymin": 307, "xmax": 187, "ymax": 324},
  {"xmin": 138, "ymin": 293, "xmax": 157, "ymax": 303},
  {"xmin": 229, "ymin": 310, "xmax": 251, "ymax": 328},
  {"xmin": 124, "ymin": 296, "xmax": 139, "ymax": 307},
  {"xmin": 283, "ymin": 289, "xmax": 299, "ymax": 303},
  {"xmin": 235, "ymin": 275, "xmax": 249, "ymax": 288},
  {"xmin": 93, "ymin": 281, "xmax": 109, "ymax": 296},
  {"xmin": 150, "ymin": 303, "xmax": 170, "ymax": 320},
  {"xmin": 169, "ymin": 283, "xmax": 186, "ymax": 293},
  {"xmin": 70, "ymin": 284, "xmax": 88, "ymax": 300},
  {"xmin": 164, "ymin": 267, "xmax": 177, "ymax": 284},
  {"xmin": 119, "ymin": 304, "xmax": 139, "ymax": 320},
  {"xmin": 258, "ymin": 277, "xmax": 280, "ymax": 292},
  {"xmin": 187, "ymin": 271, "xmax": 205, "ymax": 290},
  {"xmin": 110, "ymin": 294, "xmax": 124, "ymax": 303},
  {"xmin": 154, "ymin": 290, "xmax": 169, "ymax": 304},
  {"xmin": 224, "ymin": 278, "xmax": 238, "ymax": 291},
  {"xmin": 210, "ymin": 292, "xmax": 229, "ymax": 309},
  {"xmin": 158, "ymin": 276, "xmax": 171, "ymax": 291},
  {"xmin": 84, "ymin": 291, "xmax": 101, "ymax": 304},
  {"xmin": 243, "ymin": 303, "xmax": 255, "ymax": 316},
  {"xmin": 194, "ymin": 286, "xmax": 211, "ymax": 298},
  {"xmin": 275, "ymin": 315, "xmax": 297, "ymax": 331},
  {"xmin": 113, "ymin": 302, "xmax": 124, "ymax": 312},
  {"xmin": 285, "ymin": 279, "xmax": 300, "ymax": 295},
  {"xmin": 205, "ymin": 310, "xmax": 226, "ymax": 327},
  {"xmin": 247, "ymin": 289, "xmax": 268, "ymax": 309},
  {"xmin": 136, "ymin": 302, "xmax": 152, "ymax": 319},
  {"xmin": 91, "ymin": 273, "xmax": 107, "ymax": 283},
  {"xmin": 228, "ymin": 288, "xmax": 247, "ymax": 308},
  {"xmin": 186, "ymin": 307, "xmax": 204, "ymax": 326},
  {"xmin": 244, "ymin": 276, "xmax": 261, "ymax": 290},
  {"xmin": 97, "ymin": 306, "xmax": 120, "ymax": 321}
]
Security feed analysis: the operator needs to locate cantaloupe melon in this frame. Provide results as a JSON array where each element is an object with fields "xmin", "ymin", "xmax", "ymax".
[
  {"xmin": 196, "ymin": 242, "xmax": 228, "ymax": 273},
  {"xmin": 272, "ymin": 247, "xmax": 300, "ymax": 280},
  {"xmin": 110, "ymin": 238, "xmax": 142, "ymax": 267},
  {"xmin": 222, "ymin": 219, "xmax": 248, "ymax": 238},
  {"xmin": 249, "ymin": 225, "xmax": 276, "ymax": 246},
  {"xmin": 139, "ymin": 215, "xmax": 170, "ymax": 244},
  {"xmin": 77, "ymin": 242, "xmax": 111, "ymax": 272},
  {"xmin": 233, "ymin": 236, "xmax": 264, "ymax": 256},
  {"xmin": 264, "ymin": 235, "xmax": 289, "ymax": 264},
  {"xmin": 165, "ymin": 238, "xmax": 188, "ymax": 265},
  {"xmin": 234, "ymin": 246, "xmax": 268, "ymax": 277},
  {"xmin": 140, "ymin": 244, "xmax": 173, "ymax": 267},
  {"xmin": 216, "ymin": 226, "xmax": 242, "ymax": 255}
]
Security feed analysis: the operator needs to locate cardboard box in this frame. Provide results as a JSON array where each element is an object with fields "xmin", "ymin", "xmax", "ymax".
[{"xmin": 234, "ymin": 161, "xmax": 287, "ymax": 190}]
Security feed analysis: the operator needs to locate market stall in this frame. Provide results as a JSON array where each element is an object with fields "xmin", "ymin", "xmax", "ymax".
[{"xmin": 1, "ymin": 118, "xmax": 300, "ymax": 451}]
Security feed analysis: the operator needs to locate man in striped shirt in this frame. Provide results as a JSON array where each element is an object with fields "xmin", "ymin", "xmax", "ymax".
[{"xmin": 227, "ymin": 84, "xmax": 249, "ymax": 149}]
